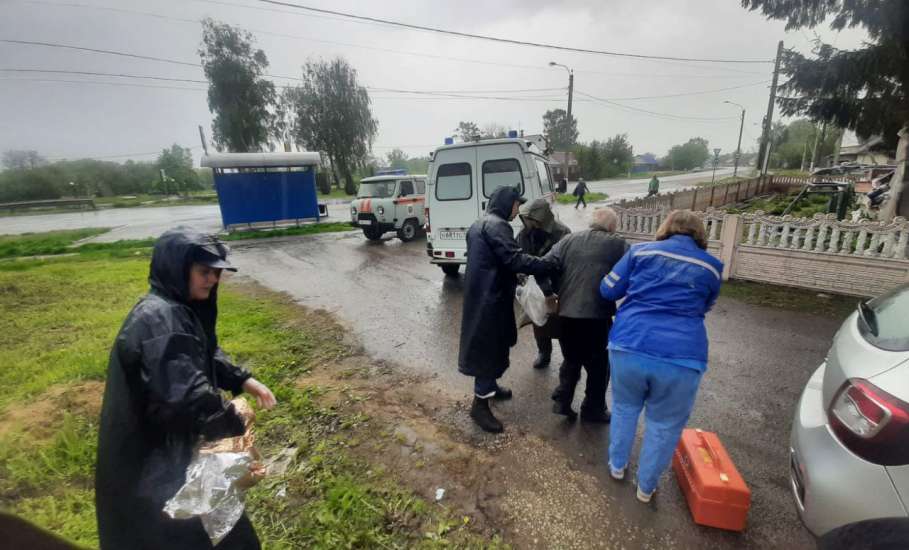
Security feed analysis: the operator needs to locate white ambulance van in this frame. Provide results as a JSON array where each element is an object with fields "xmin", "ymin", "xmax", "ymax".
[
  {"xmin": 424, "ymin": 134, "xmax": 556, "ymax": 276},
  {"xmin": 350, "ymin": 172, "xmax": 427, "ymax": 242}
]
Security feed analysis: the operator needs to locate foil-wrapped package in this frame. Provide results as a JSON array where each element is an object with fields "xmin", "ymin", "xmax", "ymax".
[
  {"xmin": 163, "ymin": 451, "xmax": 254, "ymax": 544},
  {"xmin": 163, "ymin": 398, "xmax": 262, "ymax": 544}
]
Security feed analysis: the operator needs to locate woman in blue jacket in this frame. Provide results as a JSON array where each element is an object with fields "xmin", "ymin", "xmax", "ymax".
[{"xmin": 600, "ymin": 210, "xmax": 723, "ymax": 503}]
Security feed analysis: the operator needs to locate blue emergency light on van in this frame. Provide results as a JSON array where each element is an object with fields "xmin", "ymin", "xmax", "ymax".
[
  {"xmin": 444, "ymin": 137, "xmax": 454, "ymax": 145},
  {"xmin": 376, "ymin": 168, "xmax": 407, "ymax": 176},
  {"xmin": 508, "ymin": 130, "xmax": 518, "ymax": 138}
]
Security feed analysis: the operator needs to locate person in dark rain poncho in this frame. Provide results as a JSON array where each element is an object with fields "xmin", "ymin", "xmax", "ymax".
[
  {"xmin": 458, "ymin": 186, "xmax": 557, "ymax": 433},
  {"xmin": 95, "ymin": 227, "xmax": 276, "ymax": 550}
]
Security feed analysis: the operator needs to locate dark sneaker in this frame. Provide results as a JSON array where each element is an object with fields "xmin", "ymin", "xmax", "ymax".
[
  {"xmin": 580, "ymin": 408, "xmax": 611, "ymax": 423},
  {"xmin": 551, "ymin": 401, "xmax": 578, "ymax": 421},
  {"xmin": 532, "ymin": 353, "xmax": 551, "ymax": 369},
  {"xmin": 470, "ymin": 397, "xmax": 504, "ymax": 433}
]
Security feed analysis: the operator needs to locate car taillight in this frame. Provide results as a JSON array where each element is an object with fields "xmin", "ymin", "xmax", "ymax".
[
  {"xmin": 828, "ymin": 378, "xmax": 909, "ymax": 465},
  {"xmin": 424, "ymin": 207, "xmax": 431, "ymax": 232}
]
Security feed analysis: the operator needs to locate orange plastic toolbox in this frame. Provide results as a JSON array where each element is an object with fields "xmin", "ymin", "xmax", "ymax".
[{"xmin": 672, "ymin": 428, "xmax": 751, "ymax": 532}]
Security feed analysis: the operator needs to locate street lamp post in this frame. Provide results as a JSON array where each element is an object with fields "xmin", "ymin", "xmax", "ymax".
[
  {"xmin": 711, "ymin": 148, "xmax": 722, "ymax": 184},
  {"xmin": 548, "ymin": 62, "xmax": 574, "ymax": 124},
  {"xmin": 723, "ymin": 101, "xmax": 746, "ymax": 178}
]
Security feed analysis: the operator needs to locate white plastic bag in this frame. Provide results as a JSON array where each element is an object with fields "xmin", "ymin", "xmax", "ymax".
[
  {"xmin": 163, "ymin": 451, "xmax": 253, "ymax": 545},
  {"xmin": 515, "ymin": 276, "xmax": 549, "ymax": 327}
]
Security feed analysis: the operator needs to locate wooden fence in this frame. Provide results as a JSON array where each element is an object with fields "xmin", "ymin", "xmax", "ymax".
[{"xmin": 615, "ymin": 175, "xmax": 817, "ymax": 212}]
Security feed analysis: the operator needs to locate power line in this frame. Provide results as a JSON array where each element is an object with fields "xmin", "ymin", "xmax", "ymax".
[
  {"xmin": 575, "ymin": 90, "xmax": 738, "ymax": 122},
  {"xmin": 45, "ymin": 145, "xmax": 203, "ymax": 161},
  {"xmin": 253, "ymin": 0, "xmax": 773, "ymax": 64},
  {"xmin": 0, "ymin": 38, "xmax": 199, "ymax": 67},
  {"xmin": 0, "ymin": 68, "xmax": 208, "ymax": 84},
  {"xmin": 603, "ymin": 81, "xmax": 769, "ymax": 101},
  {"xmin": 11, "ymin": 1, "xmax": 767, "ymax": 78}
]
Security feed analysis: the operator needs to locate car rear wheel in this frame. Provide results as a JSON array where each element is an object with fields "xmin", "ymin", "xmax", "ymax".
[
  {"xmin": 363, "ymin": 227, "xmax": 383, "ymax": 241},
  {"xmin": 397, "ymin": 219, "xmax": 419, "ymax": 242},
  {"xmin": 441, "ymin": 264, "xmax": 460, "ymax": 276}
]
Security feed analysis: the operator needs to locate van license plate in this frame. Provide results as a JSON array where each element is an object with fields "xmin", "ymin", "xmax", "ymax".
[
  {"xmin": 439, "ymin": 230, "xmax": 465, "ymax": 240},
  {"xmin": 360, "ymin": 220, "xmax": 372, "ymax": 225}
]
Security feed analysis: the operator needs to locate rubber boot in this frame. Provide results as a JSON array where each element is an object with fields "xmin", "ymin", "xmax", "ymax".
[
  {"xmin": 533, "ymin": 336, "xmax": 552, "ymax": 369},
  {"xmin": 470, "ymin": 397, "xmax": 504, "ymax": 433},
  {"xmin": 580, "ymin": 399, "xmax": 611, "ymax": 423},
  {"xmin": 493, "ymin": 385, "xmax": 513, "ymax": 400},
  {"xmin": 551, "ymin": 400, "xmax": 578, "ymax": 421}
]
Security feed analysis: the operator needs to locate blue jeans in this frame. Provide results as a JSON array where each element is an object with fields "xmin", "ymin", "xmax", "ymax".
[
  {"xmin": 474, "ymin": 377, "xmax": 499, "ymax": 398},
  {"xmin": 608, "ymin": 349, "xmax": 703, "ymax": 494}
]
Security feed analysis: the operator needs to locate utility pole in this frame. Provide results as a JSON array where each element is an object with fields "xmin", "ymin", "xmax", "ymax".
[
  {"xmin": 760, "ymin": 40, "xmax": 784, "ymax": 176},
  {"xmin": 567, "ymin": 70, "xmax": 574, "ymax": 123},
  {"xmin": 198, "ymin": 125, "xmax": 209, "ymax": 155},
  {"xmin": 724, "ymin": 101, "xmax": 746, "ymax": 178}
]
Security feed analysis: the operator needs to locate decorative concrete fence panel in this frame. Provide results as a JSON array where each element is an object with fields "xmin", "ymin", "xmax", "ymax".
[
  {"xmin": 612, "ymin": 206, "xmax": 909, "ymax": 298},
  {"xmin": 615, "ymin": 175, "xmax": 805, "ymax": 212}
]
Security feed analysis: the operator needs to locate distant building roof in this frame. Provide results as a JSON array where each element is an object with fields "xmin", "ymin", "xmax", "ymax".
[{"xmin": 550, "ymin": 151, "xmax": 577, "ymax": 165}]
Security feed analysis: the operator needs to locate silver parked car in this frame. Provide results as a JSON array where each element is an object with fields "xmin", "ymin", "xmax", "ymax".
[{"xmin": 791, "ymin": 284, "xmax": 909, "ymax": 548}]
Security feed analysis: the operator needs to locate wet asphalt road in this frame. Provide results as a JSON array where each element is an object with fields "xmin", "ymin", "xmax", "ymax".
[
  {"xmin": 586, "ymin": 167, "xmax": 736, "ymax": 203},
  {"xmin": 231, "ymin": 202, "xmax": 839, "ymax": 549}
]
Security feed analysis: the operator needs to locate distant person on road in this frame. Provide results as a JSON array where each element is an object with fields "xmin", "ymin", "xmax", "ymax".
[
  {"xmin": 600, "ymin": 210, "xmax": 723, "ymax": 503},
  {"xmin": 558, "ymin": 177, "xmax": 568, "ymax": 193},
  {"xmin": 647, "ymin": 175, "xmax": 660, "ymax": 196},
  {"xmin": 95, "ymin": 227, "xmax": 277, "ymax": 550},
  {"xmin": 459, "ymin": 186, "xmax": 557, "ymax": 433},
  {"xmin": 573, "ymin": 178, "xmax": 589, "ymax": 209},
  {"xmin": 516, "ymin": 198, "xmax": 571, "ymax": 370},
  {"xmin": 539, "ymin": 207, "xmax": 627, "ymax": 422}
]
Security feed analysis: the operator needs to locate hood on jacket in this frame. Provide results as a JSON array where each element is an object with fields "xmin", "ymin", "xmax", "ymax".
[
  {"xmin": 519, "ymin": 198, "xmax": 556, "ymax": 233},
  {"xmin": 149, "ymin": 227, "xmax": 233, "ymax": 352},
  {"xmin": 487, "ymin": 186, "xmax": 525, "ymax": 219},
  {"xmin": 149, "ymin": 227, "xmax": 232, "ymax": 304}
]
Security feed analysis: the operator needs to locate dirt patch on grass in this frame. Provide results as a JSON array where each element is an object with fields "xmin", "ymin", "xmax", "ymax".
[
  {"xmin": 0, "ymin": 381, "xmax": 104, "ymax": 440},
  {"xmin": 233, "ymin": 279, "xmax": 689, "ymax": 548}
]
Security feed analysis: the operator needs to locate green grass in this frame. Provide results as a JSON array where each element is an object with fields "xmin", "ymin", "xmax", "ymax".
[
  {"xmin": 726, "ymin": 190, "xmax": 831, "ymax": 218},
  {"xmin": 318, "ymin": 188, "xmax": 356, "ymax": 200},
  {"xmin": 94, "ymin": 193, "xmax": 219, "ymax": 209},
  {"xmin": 0, "ymin": 228, "xmax": 110, "ymax": 259},
  {"xmin": 721, "ymin": 280, "xmax": 858, "ymax": 319},
  {"xmin": 696, "ymin": 175, "xmax": 754, "ymax": 187},
  {"xmin": 223, "ymin": 222, "xmax": 354, "ymax": 241},
  {"xmin": 609, "ymin": 170, "xmax": 686, "ymax": 180},
  {"xmin": 556, "ymin": 192, "xmax": 608, "ymax": 204},
  {"xmin": 771, "ymin": 169, "xmax": 810, "ymax": 178},
  {"xmin": 0, "ymin": 243, "xmax": 499, "ymax": 549}
]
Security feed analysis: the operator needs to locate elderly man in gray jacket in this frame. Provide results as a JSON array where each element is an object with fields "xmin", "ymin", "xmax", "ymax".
[{"xmin": 539, "ymin": 207, "xmax": 628, "ymax": 422}]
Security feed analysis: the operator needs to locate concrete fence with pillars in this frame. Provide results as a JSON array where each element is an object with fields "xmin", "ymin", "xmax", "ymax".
[
  {"xmin": 614, "ymin": 175, "xmax": 835, "ymax": 212},
  {"xmin": 613, "ymin": 207, "xmax": 909, "ymax": 298}
]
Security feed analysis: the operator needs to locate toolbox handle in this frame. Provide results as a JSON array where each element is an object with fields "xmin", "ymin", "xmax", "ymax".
[{"xmin": 695, "ymin": 429, "xmax": 724, "ymax": 474}]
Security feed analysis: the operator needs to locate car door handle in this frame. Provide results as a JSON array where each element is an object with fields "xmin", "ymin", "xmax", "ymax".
[{"xmin": 481, "ymin": 201, "xmax": 486, "ymax": 210}]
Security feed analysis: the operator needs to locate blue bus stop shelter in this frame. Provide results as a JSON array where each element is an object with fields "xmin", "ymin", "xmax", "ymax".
[{"xmin": 201, "ymin": 152, "xmax": 323, "ymax": 230}]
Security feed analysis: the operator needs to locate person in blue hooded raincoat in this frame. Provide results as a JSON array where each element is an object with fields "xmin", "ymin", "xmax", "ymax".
[{"xmin": 458, "ymin": 186, "xmax": 557, "ymax": 433}]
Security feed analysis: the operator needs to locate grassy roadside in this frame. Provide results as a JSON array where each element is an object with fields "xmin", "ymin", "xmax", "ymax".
[
  {"xmin": 0, "ymin": 229, "xmax": 110, "ymax": 259},
  {"xmin": 720, "ymin": 280, "xmax": 858, "ymax": 319},
  {"xmin": 222, "ymin": 222, "xmax": 354, "ymax": 241},
  {"xmin": 0, "ymin": 223, "xmax": 355, "ymax": 262},
  {"xmin": 0, "ymin": 239, "xmax": 498, "ymax": 548},
  {"xmin": 556, "ymin": 192, "xmax": 608, "ymax": 204}
]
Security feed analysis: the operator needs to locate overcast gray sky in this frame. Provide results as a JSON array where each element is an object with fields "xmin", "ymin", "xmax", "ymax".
[{"xmin": 0, "ymin": 0, "xmax": 868, "ymax": 165}]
